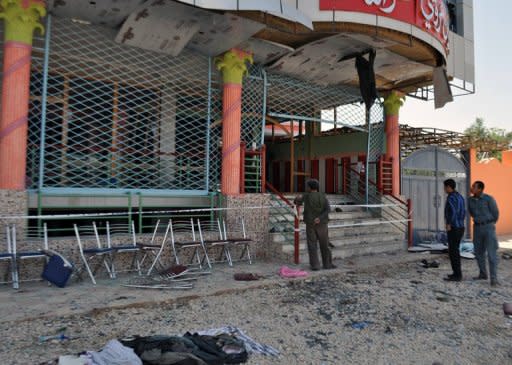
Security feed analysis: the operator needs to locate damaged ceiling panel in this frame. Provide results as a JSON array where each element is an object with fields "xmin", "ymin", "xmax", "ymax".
[
  {"xmin": 173, "ymin": 0, "xmax": 313, "ymax": 29},
  {"xmin": 186, "ymin": 14, "xmax": 265, "ymax": 56},
  {"xmin": 237, "ymin": 38, "xmax": 294, "ymax": 65},
  {"xmin": 115, "ymin": 1, "xmax": 202, "ymax": 57},
  {"xmin": 268, "ymin": 34, "xmax": 371, "ymax": 86},
  {"xmin": 48, "ymin": 0, "xmax": 145, "ymax": 27},
  {"xmin": 116, "ymin": 0, "xmax": 265, "ymax": 57},
  {"xmin": 268, "ymin": 33, "xmax": 433, "ymax": 90}
]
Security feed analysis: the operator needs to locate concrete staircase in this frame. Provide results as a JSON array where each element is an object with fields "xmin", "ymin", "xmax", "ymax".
[{"xmin": 270, "ymin": 194, "xmax": 406, "ymax": 261}]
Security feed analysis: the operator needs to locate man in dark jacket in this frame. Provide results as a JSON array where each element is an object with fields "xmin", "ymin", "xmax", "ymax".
[
  {"xmin": 443, "ymin": 179, "xmax": 466, "ymax": 282},
  {"xmin": 468, "ymin": 181, "xmax": 500, "ymax": 287},
  {"xmin": 294, "ymin": 179, "xmax": 335, "ymax": 271}
]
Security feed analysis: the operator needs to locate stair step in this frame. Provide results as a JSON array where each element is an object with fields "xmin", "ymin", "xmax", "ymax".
[
  {"xmin": 294, "ymin": 239, "xmax": 406, "ymax": 261},
  {"xmin": 270, "ymin": 226, "xmax": 404, "ymax": 243},
  {"xmin": 281, "ymin": 232, "xmax": 404, "ymax": 252}
]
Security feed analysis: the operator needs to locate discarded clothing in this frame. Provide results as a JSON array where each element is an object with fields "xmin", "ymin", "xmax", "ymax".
[
  {"xmin": 58, "ymin": 356, "xmax": 92, "ymax": 365},
  {"xmin": 196, "ymin": 326, "xmax": 279, "ymax": 357},
  {"xmin": 233, "ymin": 273, "xmax": 261, "ymax": 281},
  {"xmin": 122, "ymin": 334, "xmax": 247, "ymax": 365},
  {"xmin": 183, "ymin": 332, "xmax": 248, "ymax": 364},
  {"xmin": 88, "ymin": 339, "xmax": 142, "ymax": 365},
  {"xmin": 460, "ymin": 242, "xmax": 474, "ymax": 253},
  {"xmin": 279, "ymin": 266, "xmax": 308, "ymax": 278}
]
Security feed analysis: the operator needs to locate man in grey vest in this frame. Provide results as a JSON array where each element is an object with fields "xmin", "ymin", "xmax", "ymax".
[
  {"xmin": 294, "ymin": 179, "xmax": 335, "ymax": 271},
  {"xmin": 468, "ymin": 181, "xmax": 500, "ymax": 287}
]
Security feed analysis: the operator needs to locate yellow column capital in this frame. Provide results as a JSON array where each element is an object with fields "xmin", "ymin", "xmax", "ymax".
[
  {"xmin": 0, "ymin": 0, "xmax": 46, "ymax": 45},
  {"xmin": 215, "ymin": 49, "xmax": 253, "ymax": 85},
  {"xmin": 383, "ymin": 91, "xmax": 405, "ymax": 117}
]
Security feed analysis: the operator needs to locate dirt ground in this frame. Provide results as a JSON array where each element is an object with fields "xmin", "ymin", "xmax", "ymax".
[{"xmin": 2, "ymin": 250, "xmax": 512, "ymax": 365}]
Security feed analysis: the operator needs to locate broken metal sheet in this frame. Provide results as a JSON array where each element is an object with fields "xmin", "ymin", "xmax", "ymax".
[
  {"xmin": 116, "ymin": 1, "xmax": 265, "ymax": 57},
  {"xmin": 237, "ymin": 38, "xmax": 294, "ymax": 65},
  {"xmin": 115, "ymin": 1, "xmax": 204, "ymax": 56},
  {"xmin": 268, "ymin": 33, "xmax": 370, "ymax": 86},
  {"xmin": 371, "ymin": 49, "xmax": 433, "ymax": 85},
  {"xmin": 173, "ymin": 0, "xmax": 313, "ymax": 29},
  {"xmin": 187, "ymin": 13, "xmax": 266, "ymax": 57},
  {"xmin": 268, "ymin": 33, "xmax": 433, "ymax": 88},
  {"xmin": 48, "ymin": 0, "xmax": 145, "ymax": 27}
]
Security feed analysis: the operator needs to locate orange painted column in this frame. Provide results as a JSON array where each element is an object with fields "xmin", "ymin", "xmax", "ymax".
[
  {"xmin": 215, "ymin": 49, "xmax": 253, "ymax": 195},
  {"xmin": 383, "ymin": 91, "xmax": 405, "ymax": 196},
  {"xmin": 0, "ymin": 0, "xmax": 46, "ymax": 190}
]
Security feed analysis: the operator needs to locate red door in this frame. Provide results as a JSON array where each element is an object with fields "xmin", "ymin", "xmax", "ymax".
[
  {"xmin": 325, "ymin": 158, "xmax": 337, "ymax": 194},
  {"xmin": 297, "ymin": 160, "xmax": 305, "ymax": 192},
  {"xmin": 311, "ymin": 160, "xmax": 319, "ymax": 180}
]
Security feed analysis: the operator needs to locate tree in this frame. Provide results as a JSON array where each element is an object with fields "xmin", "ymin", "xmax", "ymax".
[{"xmin": 464, "ymin": 118, "xmax": 512, "ymax": 160}]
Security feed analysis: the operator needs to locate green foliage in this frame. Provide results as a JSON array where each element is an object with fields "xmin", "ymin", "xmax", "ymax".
[{"xmin": 464, "ymin": 118, "xmax": 512, "ymax": 161}]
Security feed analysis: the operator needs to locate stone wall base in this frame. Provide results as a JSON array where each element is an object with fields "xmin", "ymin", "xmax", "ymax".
[{"xmin": 224, "ymin": 193, "xmax": 281, "ymax": 262}]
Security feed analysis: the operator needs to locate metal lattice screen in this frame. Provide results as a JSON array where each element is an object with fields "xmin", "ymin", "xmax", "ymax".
[
  {"xmin": 368, "ymin": 102, "xmax": 386, "ymax": 191},
  {"xmin": 27, "ymin": 17, "xmax": 214, "ymax": 192},
  {"xmin": 266, "ymin": 71, "xmax": 364, "ymax": 130}
]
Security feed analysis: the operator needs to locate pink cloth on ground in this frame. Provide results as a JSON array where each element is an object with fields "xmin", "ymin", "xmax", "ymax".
[{"xmin": 279, "ymin": 266, "xmax": 308, "ymax": 278}]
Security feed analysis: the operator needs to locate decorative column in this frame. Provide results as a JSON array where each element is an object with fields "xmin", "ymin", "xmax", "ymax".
[
  {"xmin": 383, "ymin": 91, "xmax": 404, "ymax": 196},
  {"xmin": 215, "ymin": 49, "xmax": 253, "ymax": 195},
  {"xmin": 0, "ymin": 0, "xmax": 46, "ymax": 190}
]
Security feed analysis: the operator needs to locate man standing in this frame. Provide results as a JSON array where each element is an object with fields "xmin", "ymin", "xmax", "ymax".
[
  {"xmin": 443, "ymin": 179, "xmax": 466, "ymax": 282},
  {"xmin": 468, "ymin": 181, "xmax": 500, "ymax": 287},
  {"xmin": 294, "ymin": 179, "xmax": 335, "ymax": 271}
]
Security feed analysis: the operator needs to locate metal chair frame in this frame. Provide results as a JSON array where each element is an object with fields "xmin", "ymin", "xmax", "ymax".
[
  {"xmin": 222, "ymin": 218, "xmax": 253, "ymax": 264},
  {"xmin": 169, "ymin": 218, "xmax": 210, "ymax": 270},
  {"xmin": 74, "ymin": 222, "xmax": 115, "ymax": 285},
  {"xmin": 0, "ymin": 225, "xmax": 18, "ymax": 289},
  {"xmin": 106, "ymin": 221, "xmax": 142, "ymax": 276},
  {"xmin": 197, "ymin": 218, "xmax": 229, "ymax": 267}
]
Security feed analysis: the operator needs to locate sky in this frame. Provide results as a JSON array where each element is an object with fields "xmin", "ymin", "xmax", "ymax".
[{"xmin": 400, "ymin": 0, "xmax": 511, "ymax": 133}]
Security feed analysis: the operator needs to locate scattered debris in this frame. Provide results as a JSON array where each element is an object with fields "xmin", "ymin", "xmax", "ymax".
[
  {"xmin": 279, "ymin": 266, "xmax": 308, "ymax": 278},
  {"xmin": 502, "ymin": 253, "xmax": 512, "ymax": 260},
  {"xmin": 420, "ymin": 259, "xmax": 440, "ymax": 268},
  {"xmin": 350, "ymin": 321, "xmax": 372, "ymax": 330},
  {"xmin": 234, "ymin": 273, "xmax": 262, "ymax": 281},
  {"xmin": 503, "ymin": 303, "xmax": 512, "ymax": 317}
]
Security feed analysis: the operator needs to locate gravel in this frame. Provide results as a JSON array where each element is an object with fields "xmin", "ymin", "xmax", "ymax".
[{"xmin": 3, "ymin": 257, "xmax": 512, "ymax": 365}]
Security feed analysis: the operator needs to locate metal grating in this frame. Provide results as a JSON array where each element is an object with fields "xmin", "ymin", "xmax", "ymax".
[
  {"xmin": 265, "ymin": 71, "xmax": 363, "ymax": 129},
  {"xmin": 26, "ymin": 17, "xmax": 214, "ymax": 192}
]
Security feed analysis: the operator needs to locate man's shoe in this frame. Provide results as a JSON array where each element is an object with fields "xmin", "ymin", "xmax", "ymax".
[
  {"xmin": 324, "ymin": 264, "xmax": 337, "ymax": 270},
  {"xmin": 310, "ymin": 267, "xmax": 320, "ymax": 271},
  {"xmin": 491, "ymin": 279, "xmax": 499, "ymax": 287},
  {"xmin": 473, "ymin": 274, "xmax": 488, "ymax": 281},
  {"xmin": 444, "ymin": 276, "xmax": 462, "ymax": 282}
]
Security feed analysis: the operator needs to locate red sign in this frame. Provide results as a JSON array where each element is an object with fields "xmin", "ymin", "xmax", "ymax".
[{"xmin": 319, "ymin": 0, "xmax": 449, "ymax": 50}]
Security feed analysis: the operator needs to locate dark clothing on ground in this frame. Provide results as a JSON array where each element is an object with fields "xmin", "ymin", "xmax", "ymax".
[
  {"xmin": 295, "ymin": 192, "xmax": 333, "ymax": 269},
  {"xmin": 469, "ymin": 193, "xmax": 500, "ymax": 280},
  {"xmin": 306, "ymin": 223, "xmax": 333, "ymax": 270},
  {"xmin": 447, "ymin": 227, "xmax": 465, "ymax": 278},
  {"xmin": 445, "ymin": 191, "xmax": 466, "ymax": 228}
]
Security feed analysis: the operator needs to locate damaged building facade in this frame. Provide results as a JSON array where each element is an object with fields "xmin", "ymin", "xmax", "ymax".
[{"xmin": 0, "ymin": 0, "xmax": 475, "ymax": 261}]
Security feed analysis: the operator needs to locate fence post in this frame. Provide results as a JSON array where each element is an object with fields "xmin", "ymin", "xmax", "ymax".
[
  {"xmin": 407, "ymin": 198, "xmax": 413, "ymax": 247},
  {"xmin": 260, "ymin": 144, "xmax": 266, "ymax": 193},
  {"xmin": 294, "ymin": 206, "xmax": 300, "ymax": 264}
]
